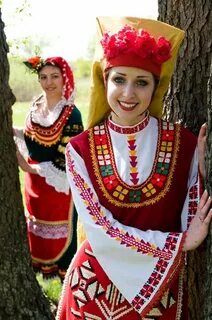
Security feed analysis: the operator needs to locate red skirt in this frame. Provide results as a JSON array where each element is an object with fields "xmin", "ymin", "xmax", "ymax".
[
  {"xmin": 24, "ymin": 171, "xmax": 77, "ymax": 279},
  {"xmin": 57, "ymin": 240, "xmax": 187, "ymax": 319}
]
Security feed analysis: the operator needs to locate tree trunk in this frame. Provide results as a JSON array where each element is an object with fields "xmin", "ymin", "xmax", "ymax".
[
  {"xmin": 0, "ymin": 9, "xmax": 53, "ymax": 320},
  {"xmin": 158, "ymin": 1, "xmax": 212, "ymax": 319}
]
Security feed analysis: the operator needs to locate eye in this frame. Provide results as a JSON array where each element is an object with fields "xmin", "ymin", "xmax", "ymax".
[
  {"xmin": 113, "ymin": 76, "xmax": 126, "ymax": 84},
  {"xmin": 136, "ymin": 79, "xmax": 148, "ymax": 87},
  {"xmin": 39, "ymin": 75, "xmax": 47, "ymax": 80}
]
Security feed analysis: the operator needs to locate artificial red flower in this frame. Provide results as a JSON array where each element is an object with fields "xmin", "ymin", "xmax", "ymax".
[
  {"xmin": 100, "ymin": 25, "xmax": 172, "ymax": 69},
  {"xmin": 154, "ymin": 37, "xmax": 171, "ymax": 63},
  {"xmin": 27, "ymin": 56, "xmax": 41, "ymax": 68}
]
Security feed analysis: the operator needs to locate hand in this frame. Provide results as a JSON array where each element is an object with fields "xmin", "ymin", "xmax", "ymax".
[
  {"xmin": 183, "ymin": 190, "xmax": 212, "ymax": 251},
  {"xmin": 197, "ymin": 123, "xmax": 207, "ymax": 179},
  {"xmin": 13, "ymin": 127, "xmax": 23, "ymax": 137},
  {"xmin": 16, "ymin": 149, "xmax": 37, "ymax": 174}
]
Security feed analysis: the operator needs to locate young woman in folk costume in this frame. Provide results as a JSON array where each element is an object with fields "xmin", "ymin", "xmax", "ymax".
[
  {"xmin": 13, "ymin": 56, "xmax": 83, "ymax": 280},
  {"xmin": 56, "ymin": 17, "xmax": 212, "ymax": 319}
]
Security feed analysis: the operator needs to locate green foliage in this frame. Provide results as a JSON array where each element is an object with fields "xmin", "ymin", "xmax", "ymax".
[
  {"xmin": 9, "ymin": 55, "xmax": 41, "ymax": 101},
  {"xmin": 72, "ymin": 58, "xmax": 91, "ymax": 78}
]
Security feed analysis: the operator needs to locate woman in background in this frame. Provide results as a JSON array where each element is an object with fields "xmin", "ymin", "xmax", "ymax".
[{"xmin": 13, "ymin": 56, "xmax": 83, "ymax": 280}]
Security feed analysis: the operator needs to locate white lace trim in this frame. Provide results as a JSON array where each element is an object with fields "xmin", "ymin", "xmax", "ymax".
[
  {"xmin": 37, "ymin": 161, "xmax": 70, "ymax": 194},
  {"xmin": 31, "ymin": 94, "xmax": 74, "ymax": 127},
  {"xmin": 13, "ymin": 129, "xmax": 29, "ymax": 159}
]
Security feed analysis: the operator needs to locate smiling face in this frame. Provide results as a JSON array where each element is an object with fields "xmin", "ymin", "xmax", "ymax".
[
  {"xmin": 38, "ymin": 65, "xmax": 64, "ymax": 100},
  {"xmin": 106, "ymin": 66, "xmax": 155, "ymax": 126}
]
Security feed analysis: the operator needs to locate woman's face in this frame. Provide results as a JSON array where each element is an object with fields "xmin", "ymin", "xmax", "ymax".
[
  {"xmin": 38, "ymin": 65, "xmax": 64, "ymax": 99},
  {"xmin": 106, "ymin": 66, "xmax": 155, "ymax": 126}
]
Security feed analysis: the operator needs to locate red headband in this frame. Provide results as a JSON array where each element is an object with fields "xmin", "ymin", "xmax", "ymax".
[
  {"xmin": 100, "ymin": 25, "xmax": 172, "ymax": 76},
  {"xmin": 45, "ymin": 57, "xmax": 74, "ymax": 100}
]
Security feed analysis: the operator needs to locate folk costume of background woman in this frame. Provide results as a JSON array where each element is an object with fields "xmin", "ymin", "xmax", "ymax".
[
  {"xmin": 13, "ymin": 56, "xmax": 83, "ymax": 280},
  {"xmin": 56, "ymin": 18, "xmax": 212, "ymax": 319}
]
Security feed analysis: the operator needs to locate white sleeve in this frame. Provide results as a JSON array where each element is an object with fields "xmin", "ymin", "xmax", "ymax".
[
  {"xmin": 65, "ymin": 143, "xmax": 186, "ymax": 312},
  {"xmin": 181, "ymin": 147, "xmax": 201, "ymax": 231}
]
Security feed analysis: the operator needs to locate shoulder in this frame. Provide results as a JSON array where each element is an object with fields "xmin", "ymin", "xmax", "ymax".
[
  {"xmin": 160, "ymin": 119, "xmax": 197, "ymax": 157},
  {"xmin": 160, "ymin": 119, "xmax": 197, "ymax": 141},
  {"xmin": 68, "ymin": 128, "xmax": 90, "ymax": 148},
  {"xmin": 68, "ymin": 104, "xmax": 83, "ymax": 122},
  {"xmin": 176, "ymin": 123, "xmax": 197, "ymax": 143}
]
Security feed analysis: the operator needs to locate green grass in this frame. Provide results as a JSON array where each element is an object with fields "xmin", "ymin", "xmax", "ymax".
[
  {"xmin": 36, "ymin": 273, "xmax": 62, "ymax": 304},
  {"xmin": 12, "ymin": 77, "xmax": 90, "ymax": 303}
]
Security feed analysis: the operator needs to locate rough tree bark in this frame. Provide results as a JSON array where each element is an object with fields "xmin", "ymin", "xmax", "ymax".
[
  {"xmin": 0, "ymin": 9, "xmax": 53, "ymax": 320},
  {"xmin": 158, "ymin": 1, "xmax": 212, "ymax": 319}
]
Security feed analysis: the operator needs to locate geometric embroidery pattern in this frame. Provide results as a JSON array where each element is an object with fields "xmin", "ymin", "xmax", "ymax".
[
  {"xmin": 127, "ymin": 134, "xmax": 139, "ymax": 185},
  {"xmin": 70, "ymin": 260, "xmax": 105, "ymax": 308},
  {"xmin": 187, "ymin": 183, "xmax": 198, "ymax": 228},
  {"xmin": 144, "ymin": 290, "xmax": 176, "ymax": 319},
  {"xmin": 88, "ymin": 119, "xmax": 180, "ymax": 208},
  {"xmin": 94, "ymin": 284, "xmax": 134, "ymax": 319},
  {"xmin": 25, "ymin": 105, "xmax": 74, "ymax": 146},
  {"xmin": 70, "ymin": 261, "xmax": 134, "ymax": 319},
  {"xmin": 68, "ymin": 246, "xmax": 180, "ymax": 320}
]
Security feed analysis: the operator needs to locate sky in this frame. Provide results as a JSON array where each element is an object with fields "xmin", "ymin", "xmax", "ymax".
[{"xmin": 1, "ymin": 0, "xmax": 158, "ymax": 61}]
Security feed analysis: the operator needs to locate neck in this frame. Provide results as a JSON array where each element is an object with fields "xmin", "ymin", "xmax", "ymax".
[{"xmin": 44, "ymin": 95, "xmax": 62, "ymax": 110}]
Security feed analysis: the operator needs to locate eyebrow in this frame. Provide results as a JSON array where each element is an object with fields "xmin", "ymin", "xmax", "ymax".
[
  {"xmin": 115, "ymin": 72, "xmax": 151, "ymax": 78},
  {"xmin": 39, "ymin": 72, "xmax": 60, "ymax": 76}
]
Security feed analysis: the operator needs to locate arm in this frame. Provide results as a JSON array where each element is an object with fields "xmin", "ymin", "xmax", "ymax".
[
  {"xmin": 180, "ymin": 147, "xmax": 212, "ymax": 251},
  {"xmin": 197, "ymin": 123, "xmax": 207, "ymax": 179},
  {"xmin": 184, "ymin": 189, "xmax": 212, "ymax": 250}
]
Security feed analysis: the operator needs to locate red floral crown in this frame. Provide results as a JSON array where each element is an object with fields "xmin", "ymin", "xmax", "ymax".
[
  {"xmin": 23, "ymin": 56, "xmax": 45, "ymax": 73},
  {"xmin": 100, "ymin": 25, "xmax": 172, "ymax": 76}
]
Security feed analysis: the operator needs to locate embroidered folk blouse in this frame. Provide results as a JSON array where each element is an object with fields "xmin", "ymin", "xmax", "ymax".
[{"xmin": 65, "ymin": 114, "xmax": 200, "ymax": 316}]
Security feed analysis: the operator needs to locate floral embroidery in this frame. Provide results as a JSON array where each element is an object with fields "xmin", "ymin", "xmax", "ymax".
[
  {"xmin": 151, "ymin": 173, "xmax": 167, "ymax": 187},
  {"xmin": 156, "ymin": 162, "xmax": 169, "ymax": 175},
  {"xmin": 103, "ymin": 175, "xmax": 119, "ymax": 190},
  {"xmin": 113, "ymin": 185, "xmax": 129, "ymax": 200},
  {"xmin": 129, "ymin": 190, "xmax": 142, "ymax": 202},
  {"xmin": 161, "ymin": 141, "xmax": 173, "ymax": 152},
  {"xmin": 100, "ymin": 165, "xmax": 113, "ymax": 177},
  {"xmin": 142, "ymin": 183, "xmax": 156, "ymax": 197}
]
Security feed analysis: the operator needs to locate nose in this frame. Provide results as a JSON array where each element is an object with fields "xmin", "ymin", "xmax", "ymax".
[
  {"xmin": 122, "ymin": 82, "xmax": 135, "ymax": 97},
  {"xmin": 46, "ymin": 76, "xmax": 53, "ymax": 85}
]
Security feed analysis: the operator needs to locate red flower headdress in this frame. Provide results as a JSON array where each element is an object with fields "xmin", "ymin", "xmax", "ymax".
[
  {"xmin": 100, "ymin": 25, "xmax": 172, "ymax": 76},
  {"xmin": 23, "ymin": 56, "xmax": 74, "ymax": 100},
  {"xmin": 23, "ymin": 56, "xmax": 45, "ymax": 73}
]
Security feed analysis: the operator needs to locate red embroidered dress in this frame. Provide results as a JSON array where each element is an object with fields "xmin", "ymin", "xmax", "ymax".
[
  {"xmin": 20, "ymin": 98, "xmax": 83, "ymax": 278},
  {"xmin": 57, "ymin": 114, "xmax": 200, "ymax": 319}
]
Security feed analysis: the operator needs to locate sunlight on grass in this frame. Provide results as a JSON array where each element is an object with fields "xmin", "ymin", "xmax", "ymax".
[{"xmin": 36, "ymin": 273, "xmax": 62, "ymax": 304}]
